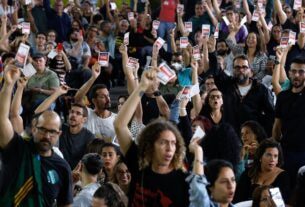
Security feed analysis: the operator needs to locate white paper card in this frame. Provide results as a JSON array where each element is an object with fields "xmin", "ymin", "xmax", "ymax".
[
  {"xmin": 191, "ymin": 126, "xmax": 206, "ymax": 141},
  {"xmin": 190, "ymin": 83, "xmax": 200, "ymax": 97},
  {"xmin": 155, "ymin": 37, "xmax": 165, "ymax": 50},
  {"xmin": 293, "ymin": 0, "xmax": 302, "ymax": 10},
  {"xmin": 152, "ymin": 20, "xmax": 160, "ymax": 30},
  {"xmin": 240, "ymin": 16, "xmax": 247, "ymax": 26},
  {"xmin": 15, "ymin": 43, "xmax": 30, "ymax": 67},
  {"xmin": 202, "ymin": 24, "xmax": 210, "ymax": 37},
  {"xmin": 222, "ymin": 16, "xmax": 230, "ymax": 26},
  {"xmin": 280, "ymin": 32, "xmax": 289, "ymax": 48},
  {"xmin": 127, "ymin": 57, "xmax": 138, "ymax": 69},
  {"xmin": 214, "ymin": 23, "xmax": 220, "ymax": 38},
  {"xmin": 110, "ymin": 2, "xmax": 117, "ymax": 10},
  {"xmin": 192, "ymin": 45, "xmax": 201, "ymax": 60},
  {"xmin": 25, "ymin": 0, "xmax": 32, "ymax": 5},
  {"xmin": 252, "ymin": 10, "xmax": 260, "ymax": 22},
  {"xmin": 288, "ymin": 31, "xmax": 296, "ymax": 45},
  {"xmin": 98, "ymin": 52, "xmax": 109, "ymax": 67},
  {"xmin": 47, "ymin": 49, "xmax": 58, "ymax": 59},
  {"xmin": 21, "ymin": 63, "xmax": 37, "ymax": 77},
  {"xmin": 180, "ymin": 86, "xmax": 191, "ymax": 100},
  {"xmin": 180, "ymin": 37, "xmax": 189, "ymax": 48},
  {"xmin": 22, "ymin": 22, "xmax": 30, "ymax": 34},
  {"xmin": 157, "ymin": 62, "xmax": 176, "ymax": 85},
  {"xmin": 300, "ymin": 22, "xmax": 305, "ymax": 33},
  {"xmin": 184, "ymin": 22, "xmax": 192, "ymax": 32},
  {"xmin": 128, "ymin": 12, "xmax": 134, "ymax": 21},
  {"xmin": 124, "ymin": 32, "xmax": 129, "ymax": 45}
]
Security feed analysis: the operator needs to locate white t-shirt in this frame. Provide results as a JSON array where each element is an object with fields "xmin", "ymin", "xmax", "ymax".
[
  {"xmin": 84, "ymin": 107, "xmax": 117, "ymax": 140},
  {"xmin": 238, "ymin": 84, "xmax": 252, "ymax": 97}
]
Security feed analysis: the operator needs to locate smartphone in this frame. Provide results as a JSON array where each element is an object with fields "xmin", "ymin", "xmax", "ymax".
[
  {"xmin": 57, "ymin": 43, "xmax": 63, "ymax": 52},
  {"xmin": 269, "ymin": 187, "xmax": 285, "ymax": 207}
]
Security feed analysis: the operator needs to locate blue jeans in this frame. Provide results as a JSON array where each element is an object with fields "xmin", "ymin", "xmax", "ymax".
[{"xmin": 158, "ymin": 21, "xmax": 176, "ymax": 53}]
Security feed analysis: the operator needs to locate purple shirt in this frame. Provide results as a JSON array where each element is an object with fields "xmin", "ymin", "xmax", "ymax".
[{"xmin": 220, "ymin": 22, "xmax": 248, "ymax": 43}]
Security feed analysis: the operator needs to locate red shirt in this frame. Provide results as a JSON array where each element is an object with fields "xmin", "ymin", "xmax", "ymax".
[{"xmin": 159, "ymin": 0, "xmax": 177, "ymax": 22}]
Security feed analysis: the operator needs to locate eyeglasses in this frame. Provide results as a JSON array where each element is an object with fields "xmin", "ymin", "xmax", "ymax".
[
  {"xmin": 234, "ymin": 65, "xmax": 249, "ymax": 70},
  {"xmin": 289, "ymin": 69, "xmax": 305, "ymax": 76},
  {"xmin": 118, "ymin": 170, "xmax": 130, "ymax": 175},
  {"xmin": 36, "ymin": 126, "xmax": 60, "ymax": 137}
]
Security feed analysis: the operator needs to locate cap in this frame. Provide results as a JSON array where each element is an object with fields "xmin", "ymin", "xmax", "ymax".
[{"xmin": 32, "ymin": 52, "xmax": 45, "ymax": 59}]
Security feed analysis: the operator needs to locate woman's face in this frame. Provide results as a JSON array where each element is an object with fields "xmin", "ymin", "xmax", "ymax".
[
  {"xmin": 115, "ymin": 163, "xmax": 131, "ymax": 186},
  {"xmin": 272, "ymin": 26, "xmax": 281, "ymax": 41},
  {"xmin": 260, "ymin": 147, "xmax": 279, "ymax": 172},
  {"xmin": 241, "ymin": 126, "xmax": 257, "ymax": 145},
  {"xmin": 101, "ymin": 146, "xmax": 120, "ymax": 172},
  {"xmin": 72, "ymin": 21, "xmax": 80, "ymax": 30},
  {"xmin": 246, "ymin": 33, "xmax": 257, "ymax": 48},
  {"xmin": 210, "ymin": 167, "xmax": 236, "ymax": 204},
  {"xmin": 208, "ymin": 90, "xmax": 223, "ymax": 110},
  {"xmin": 259, "ymin": 189, "xmax": 276, "ymax": 207}
]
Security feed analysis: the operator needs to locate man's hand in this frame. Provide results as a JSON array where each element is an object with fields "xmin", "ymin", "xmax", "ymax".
[
  {"xmin": 91, "ymin": 62, "xmax": 101, "ymax": 79},
  {"xmin": 139, "ymin": 68, "xmax": 157, "ymax": 91},
  {"xmin": 4, "ymin": 65, "xmax": 21, "ymax": 85}
]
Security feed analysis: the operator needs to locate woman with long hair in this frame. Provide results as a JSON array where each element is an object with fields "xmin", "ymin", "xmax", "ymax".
[{"xmin": 234, "ymin": 139, "xmax": 291, "ymax": 204}]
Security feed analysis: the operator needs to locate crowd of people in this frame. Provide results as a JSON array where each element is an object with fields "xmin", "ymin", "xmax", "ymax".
[{"xmin": 0, "ymin": 0, "xmax": 305, "ymax": 206}]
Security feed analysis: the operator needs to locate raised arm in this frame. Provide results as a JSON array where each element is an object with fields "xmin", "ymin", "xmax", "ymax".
[
  {"xmin": 191, "ymin": 59, "xmax": 202, "ymax": 116},
  {"xmin": 74, "ymin": 63, "xmax": 101, "ymax": 104},
  {"xmin": 242, "ymin": 0, "xmax": 252, "ymax": 24},
  {"xmin": 272, "ymin": 47, "xmax": 288, "ymax": 96},
  {"xmin": 35, "ymin": 85, "xmax": 68, "ymax": 114},
  {"xmin": 274, "ymin": 0, "xmax": 287, "ymax": 24},
  {"xmin": 297, "ymin": 32, "xmax": 305, "ymax": 49},
  {"xmin": 212, "ymin": 0, "xmax": 222, "ymax": 20},
  {"xmin": 204, "ymin": 1, "xmax": 218, "ymax": 27},
  {"xmin": 0, "ymin": 65, "xmax": 21, "ymax": 148},
  {"xmin": 10, "ymin": 77, "xmax": 28, "ymax": 135},
  {"xmin": 272, "ymin": 118, "xmax": 282, "ymax": 141},
  {"xmin": 114, "ymin": 69, "xmax": 157, "ymax": 155}
]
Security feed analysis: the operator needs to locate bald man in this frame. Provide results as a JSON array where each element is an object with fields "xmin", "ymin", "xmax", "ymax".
[{"xmin": 0, "ymin": 65, "xmax": 73, "ymax": 206}]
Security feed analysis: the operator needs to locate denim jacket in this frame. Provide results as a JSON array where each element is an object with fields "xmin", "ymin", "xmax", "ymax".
[{"xmin": 186, "ymin": 173, "xmax": 236, "ymax": 207}]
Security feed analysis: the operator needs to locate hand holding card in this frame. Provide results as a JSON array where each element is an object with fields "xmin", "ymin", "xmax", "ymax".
[{"xmin": 98, "ymin": 52, "xmax": 109, "ymax": 67}]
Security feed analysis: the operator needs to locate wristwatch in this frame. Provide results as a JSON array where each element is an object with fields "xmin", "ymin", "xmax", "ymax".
[
  {"xmin": 153, "ymin": 91, "xmax": 162, "ymax": 97},
  {"xmin": 274, "ymin": 59, "xmax": 280, "ymax": 65}
]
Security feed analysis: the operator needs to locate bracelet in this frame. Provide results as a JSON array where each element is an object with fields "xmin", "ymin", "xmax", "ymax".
[
  {"xmin": 179, "ymin": 107, "xmax": 186, "ymax": 110},
  {"xmin": 195, "ymin": 159, "xmax": 204, "ymax": 165},
  {"xmin": 134, "ymin": 77, "xmax": 139, "ymax": 80}
]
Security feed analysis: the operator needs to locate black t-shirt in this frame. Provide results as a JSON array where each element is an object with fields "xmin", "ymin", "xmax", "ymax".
[
  {"xmin": 275, "ymin": 88, "xmax": 305, "ymax": 151},
  {"xmin": 125, "ymin": 142, "xmax": 189, "ymax": 207},
  {"xmin": 1, "ymin": 134, "xmax": 73, "ymax": 206},
  {"xmin": 282, "ymin": 19, "xmax": 299, "ymax": 33},
  {"xmin": 59, "ymin": 124, "xmax": 95, "ymax": 169}
]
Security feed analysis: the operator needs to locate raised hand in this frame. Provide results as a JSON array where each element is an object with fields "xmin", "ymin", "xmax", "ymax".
[
  {"xmin": 119, "ymin": 44, "xmax": 127, "ymax": 54},
  {"xmin": 4, "ymin": 64, "xmax": 21, "ymax": 85},
  {"xmin": 92, "ymin": 62, "xmax": 101, "ymax": 79},
  {"xmin": 17, "ymin": 77, "xmax": 29, "ymax": 89},
  {"xmin": 139, "ymin": 68, "xmax": 157, "ymax": 91},
  {"xmin": 55, "ymin": 84, "xmax": 69, "ymax": 95}
]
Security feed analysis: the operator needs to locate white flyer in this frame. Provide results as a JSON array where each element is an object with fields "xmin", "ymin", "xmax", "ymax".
[
  {"xmin": 124, "ymin": 32, "xmax": 129, "ymax": 45},
  {"xmin": 154, "ymin": 37, "xmax": 165, "ymax": 50},
  {"xmin": 293, "ymin": 0, "xmax": 301, "ymax": 10},
  {"xmin": 110, "ymin": 2, "xmax": 117, "ymax": 10},
  {"xmin": 299, "ymin": 22, "xmax": 305, "ymax": 33},
  {"xmin": 157, "ymin": 62, "xmax": 176, "ymax": 85},
  {"xmin": 240, "ymin": 16, "xmax": 247, "ymax": 26},
  {"xmin": 184, "ymin": 22, "xmax": 192, "ymax": 32},
  {"xmin": 22, "ymin": 22, "xmax": 31, "ymax": 34},
  {"xmin": 192, "ymin": 45, "xmax": 201, "ymax": 60},
  {"xmin": 252, "ymin": 10, "xmax": 260, "ymax": 22},
  {"xmin": 280, "ymin": 32, "xmax": 289, "ymax": 48},
  {"xmin": 152, "ymin": 20, "xmax": 160, "ymax": 30},
  {"xmin": 222, "ymin": 16, "xmax": 230, "ymax": 26},
  {"xmin": 202, "ymin": 24, "xmax": 210, "ymax": 38},
  {"xmin": 47, "ymin": 49, "xmax": 58, "ymax": 59},
  {"xmin": 15, "ymin": 43, "xmax": 30, "ymax": 67},
  {"xmin": 191, "ymin": 125, "xmax": 206, "ymax": 141},
  {"xmin": 288, "ymin": 30, "xmax": 296, "ymax": 45},
  {"xmin": 126, "ymin": 57, "xmax": 138, "ymax": 69},
  {"xmin": 180, "ymin": 37, "xmax": 189, "ymax": 48},
  {"xmin": 128, "ymin": 12, "xmax": 134, "ymax": 21},
  {"xmin": 98, "ymin": 52, "xmax": 109, "ymax": 67},
  {"xmin": 21, "ymin": 63, "xmax": 37, "ymax": 77}
]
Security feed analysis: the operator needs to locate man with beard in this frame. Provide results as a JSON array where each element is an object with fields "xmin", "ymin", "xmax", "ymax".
[
  {"xmin": 75, "ymin": 63, "xmax": 117, "ymax": 141},
  {"xmin": 273, "ymin": 56, "xmax": 305, "ymax": 186},
  {"xmin": 34, "ymin": 85, "xmax": 95, "ymax": 169},
  {"xmin": 209, "ymin": 53, "xmax": 274, "ymax": 135},
  {"xmin": 0, "ymin": 65, "xmax": 73, "ymax": 206},
  {"xmin": 216, "ymin": 39, "xmax": 233, "ymax": 76}
]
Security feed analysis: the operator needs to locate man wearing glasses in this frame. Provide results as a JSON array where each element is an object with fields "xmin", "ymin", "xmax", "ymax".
[
  {"xmin": 0, "ymin": 65, "xmax": 73, "ymax": 206},
  {"xmin": 273, "ymin": 56, "xmax": 305, "ymax": 187},
  {"xmin": 210, "ymin": 54, "xmax": 274, "ymax": 136}
]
